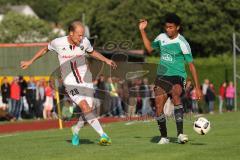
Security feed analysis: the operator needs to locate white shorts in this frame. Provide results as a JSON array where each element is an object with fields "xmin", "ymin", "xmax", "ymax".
[
  {"xmin": 44, "ymin": 96, "xmax": 53, "ymax": 110},
  {"xmin": 65, "ymin": 82, "xmax": 94, "ymax": 108}
]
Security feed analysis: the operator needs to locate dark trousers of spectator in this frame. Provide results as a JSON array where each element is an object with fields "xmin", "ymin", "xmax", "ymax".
[
  {"xmin": 11, "ymin": 99, "xmax": 21, "ymax": 119},
  {"xmin": 36, "ymin": 99, "xmax": 44, "ymax": 118},
  {"xmin": 204, "ymin": 95, "xmax": 209, "ymax": 113},
  {"xmin": 111, "ymin": 96, "xmax": 123, "ymax": 116},
  {"xmin": 226, "ymin": 98, "xmax": 234, "ymax": 111}
]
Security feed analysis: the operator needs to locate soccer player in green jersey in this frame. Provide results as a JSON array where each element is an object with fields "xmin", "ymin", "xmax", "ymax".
[{"xmin": 139, "ymin": 13, "xmax": 202, "ymax": 144}]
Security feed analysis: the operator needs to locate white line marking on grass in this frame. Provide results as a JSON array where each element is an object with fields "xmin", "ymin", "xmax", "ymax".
[{"xmin": 0, "ymin": 134, "xmax": 19, "ymax": 138}]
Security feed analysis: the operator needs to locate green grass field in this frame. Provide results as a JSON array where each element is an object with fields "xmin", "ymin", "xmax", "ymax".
[{"xmin": 0, "ymin": 112, "xmax": 240, "ymax": 160}]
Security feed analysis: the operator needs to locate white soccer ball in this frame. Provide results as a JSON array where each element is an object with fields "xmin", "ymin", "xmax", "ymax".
[{"xmin": 193, "ymin": 117, "xmax": 211, "ymax": 135}]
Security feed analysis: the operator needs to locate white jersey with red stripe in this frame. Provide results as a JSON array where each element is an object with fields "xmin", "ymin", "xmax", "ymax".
[
  {"xmin": 48, "ymin": 36, "xmax": 94, "ymax": 105},
  {"xmin": 48, "ymin": 36, "xmax": 93, "ymax": 86}
]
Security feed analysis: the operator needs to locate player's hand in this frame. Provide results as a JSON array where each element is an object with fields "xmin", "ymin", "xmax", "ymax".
[
  {"xmin": 106, "ymin": 59, "xmax": 117, "ymax": 69},
  {"xmin": 139, "ymin": 19, "xmax": 148, "ymax": 31},
  {"xmin": 20, "ymin": 60, "xmax": 32, "ymax": 70},
  {"xmin": 196, "ymin": 88, "xmax": 203, "ymax": 100}
]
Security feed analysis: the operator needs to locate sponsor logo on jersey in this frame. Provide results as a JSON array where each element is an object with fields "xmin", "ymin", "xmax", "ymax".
[{"xmin": 162, "ymin": 54, "xmax": 173, "ymax": 62}]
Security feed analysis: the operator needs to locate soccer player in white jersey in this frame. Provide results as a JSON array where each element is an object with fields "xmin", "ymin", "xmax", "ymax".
[
  {"xmin": 139, "ymin": 13, "xmax": 202, "ymax": 144},
  {"xmin": 21, "ymin": 21, "xmax": 116, "ymax": 146}
]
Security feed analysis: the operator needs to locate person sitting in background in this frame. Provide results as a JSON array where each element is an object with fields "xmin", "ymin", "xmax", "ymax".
[
  {"xmin": 0, "ymin": 99, "xmax": 16, "ymax": 121},
  {"xmin": 206, "ymin": 83, "xmax": 215, "ymax": 114},
  {"xmin": 225, "ymin": 81, "xmax": 235, "ymax": 112},
  {"xmin": 62, "ymin": 100, "xmax": 75, "ymax": 121},
  {"xmin": 43, "ymin": 81, "xmax": 54, "ymax": 119},
  {"xmin": 218, "ymin": 82, "xmax": 226, "ymax": 113}
]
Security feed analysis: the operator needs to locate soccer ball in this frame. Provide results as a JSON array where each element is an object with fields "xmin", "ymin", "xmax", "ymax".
[{"xmin": 193, "ymin": 117, "xmax": 211, "ymax": 135}]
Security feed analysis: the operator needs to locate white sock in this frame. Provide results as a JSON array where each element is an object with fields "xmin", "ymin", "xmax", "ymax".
[
  {"xmin": 85, "ymin": 113, "xmax": 104, "ymax": 136},
  {"xmin": 73, "ymin": 117, "xmax": 84, "ymax": 135}
]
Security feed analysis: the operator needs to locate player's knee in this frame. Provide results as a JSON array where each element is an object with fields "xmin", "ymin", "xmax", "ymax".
[{"xmin": 79, "ymin": 100, "xmax": 92, "ymax": 113}]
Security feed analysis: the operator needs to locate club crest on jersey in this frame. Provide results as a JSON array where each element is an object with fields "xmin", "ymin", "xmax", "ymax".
[{"xmin": 80, "ymin": 45, "xmax": 84, "ymax": 50}]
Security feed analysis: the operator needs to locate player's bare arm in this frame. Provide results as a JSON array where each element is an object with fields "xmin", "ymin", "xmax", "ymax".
[
  {"xmin": 139, "ymin": 19, "xmax": 154, "ymax": 54},
  {"xmin": 188, "ymin": 62, "xmax": 202, "ymax": 100},
  {"xmin": 90, "ymin": 50, "xmax": 117, "ymax": 69},
  {"xmin": 20, "ymin": 46, "xmax": 48, "ymax": 70}
]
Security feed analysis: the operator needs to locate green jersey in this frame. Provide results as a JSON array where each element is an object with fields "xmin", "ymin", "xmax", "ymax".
[{"xmin": 151, "ymin": 33, "xmax": 193, "ymax": 79}]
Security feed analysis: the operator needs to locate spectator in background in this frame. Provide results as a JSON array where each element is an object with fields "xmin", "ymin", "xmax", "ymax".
[
  {"xmin": 106, "ymin": 77, "xmax": 123, "ymax": 117},
  {"xmin": 93, "ymin": 79, "xmax": 101, "ymax": 117},
  {"xmin": 97, "ymin": 74, "xmax": 108, "ymax": 116},
  {"xmin": 43, "ymin": 81, "xmax": 54, "ymax": 119},
  {"xmin": 26, "ymin": 76, "xmax": 37, "ymax": 118},
  {"xmin": 191, "ymin": 87, "xmax": 199, "ymax": 114},
  {"xmin": 36, "ymin": 79, "xmax": 45, "ymax": 119},
  {"xmin": 182, "ymin": 79, "xmax": 193, "ymax": 113},
  {"xmin": 19, "ymin": 76, "xmax": 28, "ymax": 119},
  {"xmin": 218, "ymin": 82, "xmax": 226, "ymax": 113},
  {"xmin": 116, "ymin": 77, "xmax": 125, "ymax": 117},
  {"xmin": 10, "ymin": 77, "xmax": 21, "ymax": 120},
  {"xmin": 128, "ymin": 80, "xmax": 138, "ymax": 117},
  {"xmin": 206, "ymin": 83, "xmax": 215, "ymax": 114},
  {"xmin": 202, "ymin": 79, "xmax": 210, "ymax": 112},
  {"xmin": 140, "ymin": 78, "xmax": 152, "ymax": 116},
  {"xmin": 1, "ymin": 77, "xmax": 10, "ymax": 112},
  {"xmin": 149, "ymin": 84, "xmax": 156, "ymax": 113},
  {"xmin": 135, "ymin": 79, "xmax": 142, "ymax": 115},
  {"xmin": 225, "ymin": 81, "xmax": 235, "ymax": 112}
]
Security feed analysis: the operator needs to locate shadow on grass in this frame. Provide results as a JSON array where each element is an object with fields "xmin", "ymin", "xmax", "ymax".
[
  {"xmin": 189, "ymin": 142, "xmax": 207, "ymax": 145},
  {"xmin": 150, "ymin": 136, "xmax": 207, "ymax": 145},
  {"xmin": 150, "ymin": 136, "xmax": 178, "ymax": 143},
  {"xmin": 66, "ymin": 139, "xmax": 95, "ymax": 144}
]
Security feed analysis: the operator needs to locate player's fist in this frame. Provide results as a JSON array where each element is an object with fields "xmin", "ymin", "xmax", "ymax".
[
  {"xmin": 20, "ymin": 60, "xmax": 32, "ymax": 69},
  {"xmin": 106, "ymin": 59, "xmax": 117, "ymax": 69},
  {"xmin": 139, "ymin": 19, "xmax": 148, "ymax": 31},
  {"xmin": 195, "ymin": 88, "xmax": 203, "ymax": 100}
]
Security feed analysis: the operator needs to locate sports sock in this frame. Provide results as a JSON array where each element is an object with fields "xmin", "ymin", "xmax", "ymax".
[
  {"xmin": 174, "ymin": 104, "xmax": 184, "ymax": 136},
  {"xmin": 155, "ymin": 113, "xmax": 167, "ymax": 138},
  {"xmin": 84, "ymin": 112, "xmax": 104, "ymax": 136},
  {"xmin": 72, "ymin": 116, "xmax": 84, "ymax": 135}
]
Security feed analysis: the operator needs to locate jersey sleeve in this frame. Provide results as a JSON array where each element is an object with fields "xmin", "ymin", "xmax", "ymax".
[
  {"xmin": 48, "ymin": 39, "xmax": 57, "ymax": 52},
  {"xmin": 84, "ymin": 38, "xmax": 94, "ymax": 54},
  {"xmin": 151, "ymin": 35, "xmax": 161, "ymax": 50},
  {"xmin": 180, "ymin": 41, "xmax": 193, "ymax": 63}
]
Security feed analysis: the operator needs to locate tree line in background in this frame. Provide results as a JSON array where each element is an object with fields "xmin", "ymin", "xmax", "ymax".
[{"xmin": 0, "ymin": 0, "xmax": 240, "ymax": 56}]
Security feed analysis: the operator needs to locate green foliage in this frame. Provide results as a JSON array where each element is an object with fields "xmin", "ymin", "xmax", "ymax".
[
  {"xmin": 0, "ymin": 12, "xmax": 56, "ymax": 43},
  {"xmin": 1, "ymin": 0, "xmax": 240, "ymax": 56}
]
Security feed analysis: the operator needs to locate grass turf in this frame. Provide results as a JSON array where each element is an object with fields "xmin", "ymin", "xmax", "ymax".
[{"xmin": 0, "ymin": 112, "xmax": 240, "ymax": 160}]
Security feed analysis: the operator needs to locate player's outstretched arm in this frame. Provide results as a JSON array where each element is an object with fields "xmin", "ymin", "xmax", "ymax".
[
  {"xmin": 90, "ymin": 50, "xmax": 117, "ymax": 69},
  {"xmin": 139, "ymin": 19, "xmax": 154, "ymax": 54},
  {"xmin": 20, "ymin": 46, "xmax": 48, "ymax": 70},
  {"xmin": 188, "ymin": 62, "xmax": 202, "ymax": 100}
]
